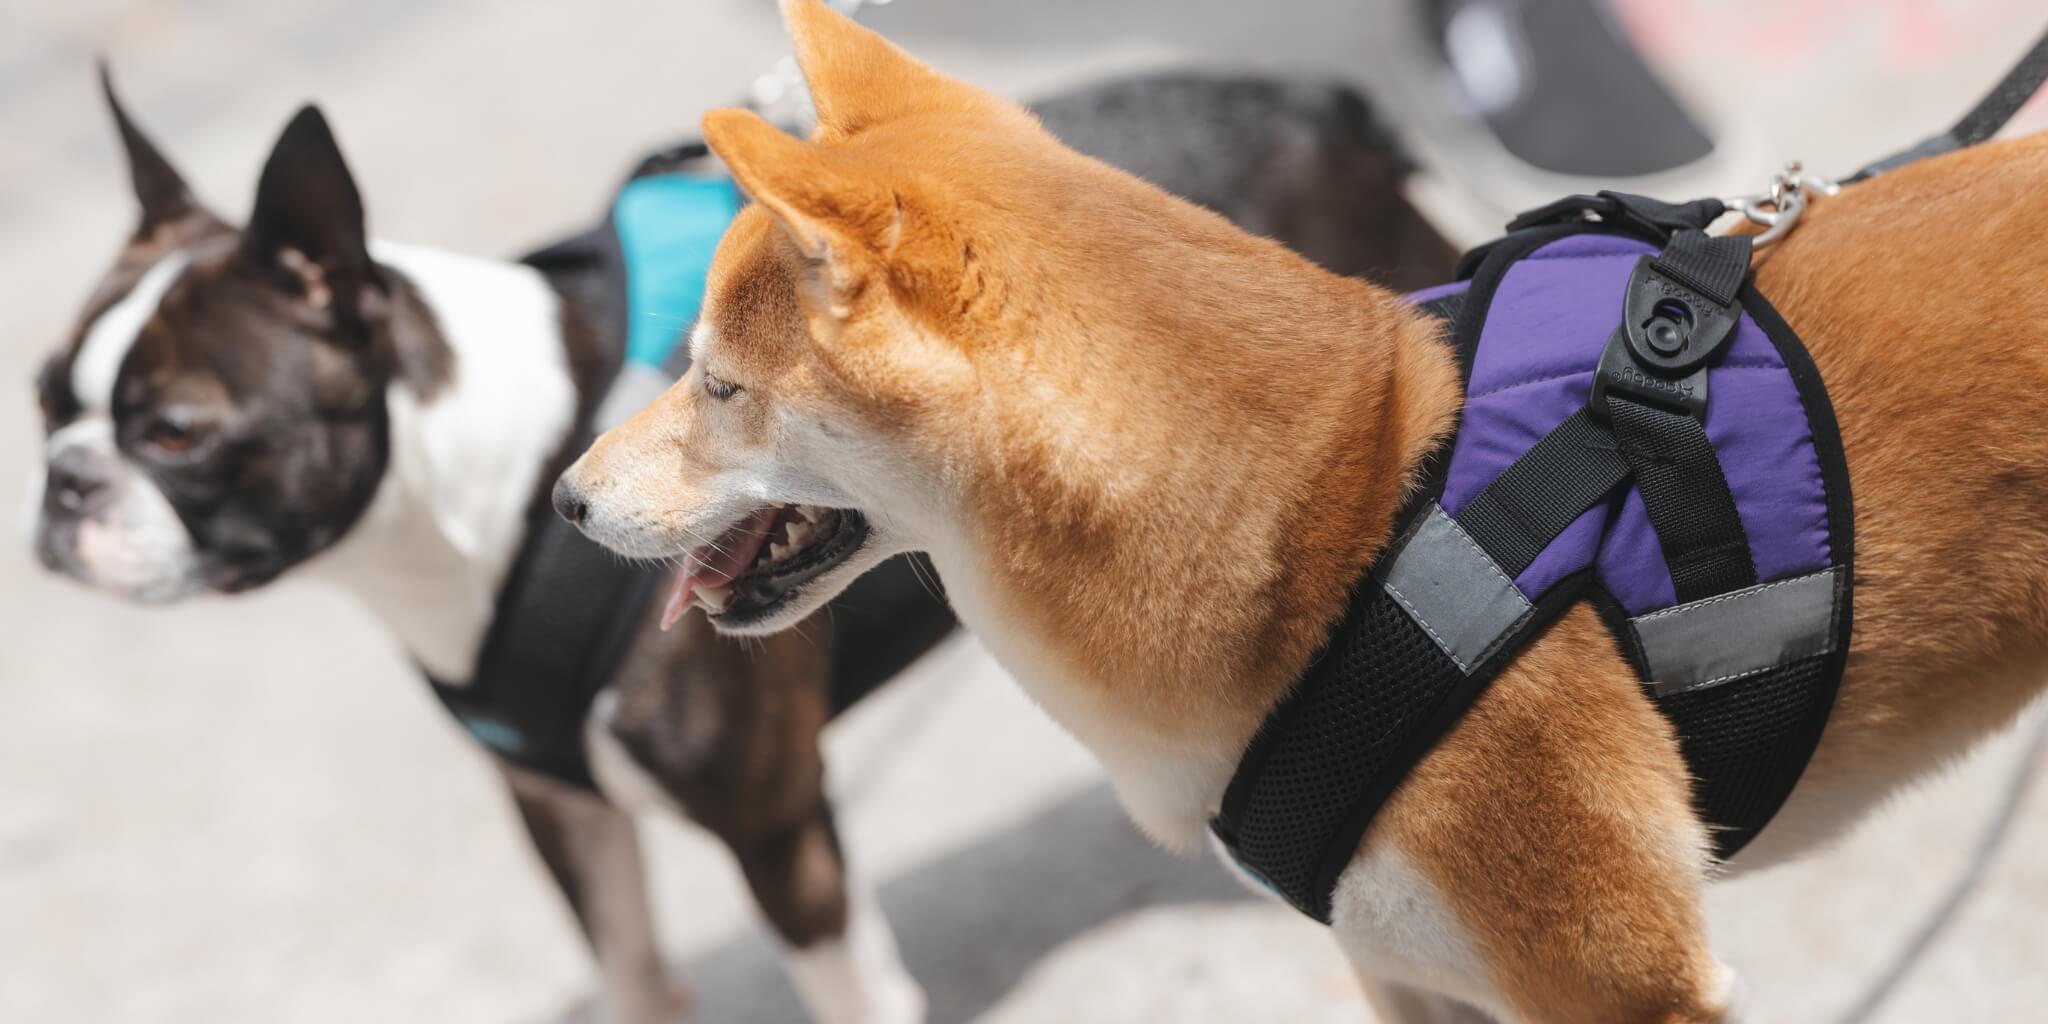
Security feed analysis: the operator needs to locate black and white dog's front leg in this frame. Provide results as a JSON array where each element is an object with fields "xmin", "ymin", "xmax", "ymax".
[
  {"xmin": 727, "ymin": 797, "xmax": 924, "ymax": 1024},
  {"xmin": 503, "ymin": 766, "xmax": 686, "ymax": 1024},
  {"xmin": 585, "ymin": 688, "xmax": 924, "ymax": 1024}
]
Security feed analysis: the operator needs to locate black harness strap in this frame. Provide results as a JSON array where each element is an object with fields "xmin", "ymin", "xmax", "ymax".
[
  {"xmin": 1608, "ymin": 230, "xmax": 1758, "ymax": 602},
  {"xmin": 1609, "ymin": 399, "xmax": 1756, "ymax": 601},
  {"xmin": 1454, "ymin": 409, "xmax": 1629, "ymax": 576},
  {"xmin": 1650, "ymin": 231, "xmax": 1751, "ymax": 307},
  {"xmin": 426, "ymin": 217, "xmax": 680, "ymax": 790},
  {"xmin": 428, "ymin": 413, "xmax": 660, "ymax": 788}
]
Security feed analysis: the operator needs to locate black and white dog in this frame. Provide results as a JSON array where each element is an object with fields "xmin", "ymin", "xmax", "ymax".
[{"xmin": 29, "ymin": 68, "xmax": 1451, "ymax": 1023}]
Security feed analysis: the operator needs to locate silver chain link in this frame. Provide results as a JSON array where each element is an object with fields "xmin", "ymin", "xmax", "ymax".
[{"xmin": 1726, "ymin": 161, "xmax": 1842, "ymax": 248}]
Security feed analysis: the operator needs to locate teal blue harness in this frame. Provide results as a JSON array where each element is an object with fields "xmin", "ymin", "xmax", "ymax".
[{"xmin": 615, "ymin": 171, "xmax": 745, "ymax": 369}]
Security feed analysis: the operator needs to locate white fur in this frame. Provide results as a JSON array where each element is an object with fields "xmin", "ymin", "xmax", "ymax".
[
  {"xmin": 305, "ymin": 242, "xmax": 577, "ymax": 682},
  {"xmin": 939, "ymin": 566, "xmax": 1236, "ymax": 851},
  {"xmin": 72, "ymin": 252, "xmax": 190, "ymax": 413},
  {"xmin": 783, "ymin": 877, "xmax": 926, "ymax": 1024},
  {"xmin": 1707, "ymin": 960, "xmax": 1747, "ymax": 1023},
  {"xmin": 1207, "ymin": 828, "xmax": 1494, "ymax": 1013},
  {"xmin": 686, "ymin": 319, "xmax": 716, "ymax": 362},
  {"xmin": 507, "ymin": 764, "xmax": 683, "ymax": 1024},
  {"xmin": 587, "ymin": 695, "xmax": 925, "ymax": 1024},
  {"xmin": 1327, "ymin": 843, "xmax": 1503, "ymax": 1021},
  {"xmin": 927, "ymin": 522, "xmax": 1494, "ymax": 1014},
  {"xmin": 584, "ymin": 690, "xmax": 687, "ymax": 819},
  {"xmin": 43, "ymin": 418, "xmax": 200, "ymax": 600},
  {"xmin": 27, "ymin": 251, "xmax": 206, "ymax": 599}
]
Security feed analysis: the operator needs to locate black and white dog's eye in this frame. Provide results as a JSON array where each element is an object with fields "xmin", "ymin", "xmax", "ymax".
[
  {"xmin": 143, "ymin": 413, "xmax": 205, "ymax": 456},
  {"xmin": 704, "ymin": 374, "xmax": 743, "ymax": 401}
]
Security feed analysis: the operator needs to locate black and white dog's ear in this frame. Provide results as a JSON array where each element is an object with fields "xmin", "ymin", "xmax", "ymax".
[
  {"xmin": 243, "ymin": 104, "xmax": 383, "ymax": 332},
  {"xmin": 98, "ymin": 59, "xmax": 203, "ymax": 236}
]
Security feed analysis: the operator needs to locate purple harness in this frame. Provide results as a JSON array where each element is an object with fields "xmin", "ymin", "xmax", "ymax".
[
  {"xmin": 1441, "ymin": 232, "xmax": 1836, "ymax": 612},
  {"xmin": 1215, "ymin": 195, "xmax": 1854, "ymax": 922}
]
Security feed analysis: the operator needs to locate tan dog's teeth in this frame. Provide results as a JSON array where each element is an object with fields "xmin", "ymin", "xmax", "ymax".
[
  {"xmin": 786, "ymin": 521, "xmax": 815, "ymax": 547},
  {"xmin": 697, "ymin": 584, "xmax": 733, "ymax": 612},
  {"xmin": 795, "ymin": 505, "xmax": 821, "ymax": 523},
  {"xmin": 770, "ymin": 542, "xmax": 792, "ymax": 561}
]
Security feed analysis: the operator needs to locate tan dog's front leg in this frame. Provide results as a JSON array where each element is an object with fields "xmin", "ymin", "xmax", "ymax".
[{"xmin": 1349, "ymin": 606, "xmax": 1738, "ymax": 1024}]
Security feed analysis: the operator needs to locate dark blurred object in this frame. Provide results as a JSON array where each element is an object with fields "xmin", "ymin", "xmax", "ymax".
[
  {"xmin": 1031, "ymin": 74, "xmax": 1458, "ymax": 290},
  {"xmin": 1427, "ymin": 0, "xmax": 1714, "ymax": 176}
]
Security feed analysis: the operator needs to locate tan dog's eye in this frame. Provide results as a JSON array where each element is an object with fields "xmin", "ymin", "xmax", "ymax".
[{"xmin": 704, "ymin": 373, "xmax": 743, "ymax": 401}]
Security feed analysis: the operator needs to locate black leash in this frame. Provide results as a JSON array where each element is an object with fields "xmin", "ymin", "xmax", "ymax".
[
  {"xmin": 1845, "ymin": 22, "xmax": 2048, "ymax": 183},
  {"xmin": 1822, "ymin": 26, "xmax": 2048, "ymax": 1018}
]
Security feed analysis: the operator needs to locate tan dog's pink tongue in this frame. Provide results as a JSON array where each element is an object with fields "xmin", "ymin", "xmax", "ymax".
[{"xmin": 660, "ymin": 508, "xmax": 780, "ymax": 630}]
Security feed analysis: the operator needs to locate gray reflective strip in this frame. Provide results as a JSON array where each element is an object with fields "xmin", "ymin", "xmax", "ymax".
[
  {"xmin": 1380, "ymin": 504, "xmax": 1534, "ymax": 674},
  {"xmin": 593, "ymin": 363, "xmax": 676, "ymax": 430},
  {"xmin": 1632, "ymin": 567, "xmax": 1844, "ymax": 696}
]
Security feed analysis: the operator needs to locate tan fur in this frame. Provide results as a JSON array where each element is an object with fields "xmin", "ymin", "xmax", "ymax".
[{"xmin": 564, "ymin": 3, "xmax": 2048, "ymax": 1020}]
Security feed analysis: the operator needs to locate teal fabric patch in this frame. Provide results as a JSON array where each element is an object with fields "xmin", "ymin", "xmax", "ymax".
[
  {"xmin": 614, "ymin": 173, "xmax": 744, "ymax": 369},
  {"xmin": 460, "ymin": 715, "xmax": 527, "ymax": 756}
]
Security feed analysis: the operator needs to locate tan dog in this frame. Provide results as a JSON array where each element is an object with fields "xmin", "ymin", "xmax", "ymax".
[{"xmin": 556, "ymin": 2, "xmax": 2048, "ymax": 1019}]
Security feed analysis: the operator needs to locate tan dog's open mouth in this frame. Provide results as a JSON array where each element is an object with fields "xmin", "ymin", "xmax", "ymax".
[{"xmin": 662, "ymin": 505, "xmax": 869, "ymax": 629}]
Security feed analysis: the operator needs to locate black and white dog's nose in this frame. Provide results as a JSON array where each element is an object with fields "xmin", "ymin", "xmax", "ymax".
[
  {"xmin": 551, "ymin": 474, "xmax": 589, "ymax": 526},
  {"xmin": 46, "ymin": 447, "xmax": 111, "ymax": 515}
]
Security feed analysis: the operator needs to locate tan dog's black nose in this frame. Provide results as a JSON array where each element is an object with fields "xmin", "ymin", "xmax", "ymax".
[{"xmin": 551, "ymin": 474, "xmax": 589, "ymax": 526}]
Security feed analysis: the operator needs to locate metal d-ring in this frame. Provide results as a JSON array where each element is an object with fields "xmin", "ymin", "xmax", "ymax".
[{"xmin": 1727, "ymin": 161, "xmax": 1842, "ymax": 248}]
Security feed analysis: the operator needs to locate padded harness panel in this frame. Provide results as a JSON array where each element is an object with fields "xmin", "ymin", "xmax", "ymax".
[
  {"xmin": 1442, "ymin": 234, "xmax": 1834, "ymax": 614},
  {"xmin": 1216, "ymin": 211, "xmax": 1854, "ymax": 922}
]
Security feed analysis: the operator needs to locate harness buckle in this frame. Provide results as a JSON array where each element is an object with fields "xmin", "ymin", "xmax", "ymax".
[
  {"xmin": 1590, "ymin": 255, "xmax": 1737, "ymax": 422},
  {"xmin": 1591, "ymin": 328, "xmax": 1709, "ymax": 421},
  {"xmin": 1620, "ymin": 256, "xmax": 1740, "ymax": 376}
]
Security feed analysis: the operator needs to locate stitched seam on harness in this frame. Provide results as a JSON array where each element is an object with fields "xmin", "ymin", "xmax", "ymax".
[
  {"xmin": 1472, "ymin": 606, "xmax": 1538, "ymax": 671},
  {"xmin": 1382, "ymin": 508, "xmax": 1535, "ymax": 674},
  {"xmin": 1468, "ymin": 363, "xmax": 1788, "ymax": 402},
  {"xmin": 1521, "ymin": 249, "xmax": 1637, "ymax": 262},
  {"xmin": 1660, "ymin": 663, "xmax": 1772, "ymax": 694},
  {"xmin": 1382, "ymin": 579, "xmax": 1471, "ymax": 673},
  {"xmin": 1438, "ymin": 509, "xmax": 1529, "ymax": 597},
  {"xmin": 1438, "ymin": 505, "xmax": 1537, "ymax": 670},
  {"xmin": 1468, "ymin": 369, "xmax": 1593, "ymax": 400},
  {"xmin": 1632, "ymin": 570, "xmax": 1831, "ymax": 624},
  {"xmin": 1654, "ymin": 630, "xmax": 1839, "ymax": 694}
]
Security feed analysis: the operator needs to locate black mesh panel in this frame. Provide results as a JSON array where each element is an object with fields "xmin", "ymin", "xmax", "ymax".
[
  {"xmin": 1223, "ymin": 586, "xmax": 1468, "ymax": 918},
  {"xmin": 1655, "ymin": 655, "xmax": 1834, "ymax": 857}
]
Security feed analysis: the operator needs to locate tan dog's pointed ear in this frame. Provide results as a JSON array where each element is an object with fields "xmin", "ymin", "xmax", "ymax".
[
  {"xmin": 778, "ymin": 0, "xmax": 1004, "ymax": 139},
  {"xmin": 703, "ymin": 107, "xmax": 904, "ymax": 254},
  {"xmin": 704, "ymin": 107, "xmax": 905, "ymax": 310}
]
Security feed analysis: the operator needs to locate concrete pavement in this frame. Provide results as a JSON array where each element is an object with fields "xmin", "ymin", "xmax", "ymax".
[{"xmin": 3, "ymin": 1, "xmax": 2046, "ymax": 1021}]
